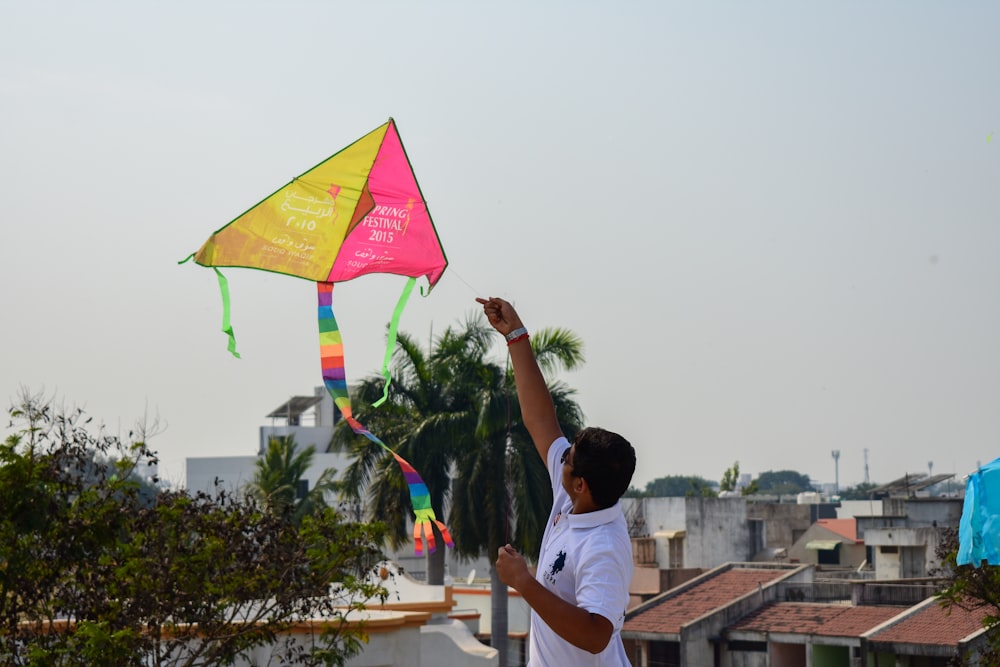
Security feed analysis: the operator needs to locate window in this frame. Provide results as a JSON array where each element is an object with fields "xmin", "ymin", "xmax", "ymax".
[
  {"xmin": 648, "ymin": 640, "xmax": 680, "ymax": 667},
  {"xmin": 668, "ymin": 537, "xmax": 684, "ymax": 569},
  {"xmin": 817, "ymin": 543, "xmax": 840, "ymax": 565},
  {"xmin": 748, "ymin": 519, "xmax": 765, "ymax": 557},
  {"xmin": 728, "ymin": 640, "xmax": 767, "ymax": 652}
]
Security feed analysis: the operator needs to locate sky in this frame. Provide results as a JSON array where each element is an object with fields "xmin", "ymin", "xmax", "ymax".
[{"xmin": 2, "ymin": 1, "xmax": 998, "ymax": 492}]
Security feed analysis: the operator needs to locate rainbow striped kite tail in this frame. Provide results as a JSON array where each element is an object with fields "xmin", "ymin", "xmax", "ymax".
[
  {"xmin": 317, "ymin": 282, "xmax": 349, "ymax": 405},
  {"xmin": 435, "ymin": 519, "xmax": 455, "ymax": 549},
  {"xmin": 395, "ymin": 452, "xmax": 454, "ymax": 555},
  {"xmin": 412, "ymin": 509, "xmax": 455, "ymax": 555},
  {"xmin": 316, "ymin": 281, "xmax": 453, "ymax": 554}
]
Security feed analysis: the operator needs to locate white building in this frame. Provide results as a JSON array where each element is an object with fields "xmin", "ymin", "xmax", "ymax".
[{"xmin": 186, "ymin": 387, "xmax": 352, "ymax": 497}]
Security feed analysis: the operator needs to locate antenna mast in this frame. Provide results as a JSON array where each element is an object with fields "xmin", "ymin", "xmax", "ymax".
[{"xmin": 831, "ymin": 450, "xmax": 841, "ymax": 495}]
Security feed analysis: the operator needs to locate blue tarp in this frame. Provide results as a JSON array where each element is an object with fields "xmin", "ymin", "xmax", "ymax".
[{"xmin": 958, "ymin": 456, "xmax": 1000, "ymax": 566}]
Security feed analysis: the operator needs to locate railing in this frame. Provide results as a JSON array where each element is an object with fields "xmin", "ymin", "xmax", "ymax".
[
  {"xmin": 774, "ymin": 579, "xmax": 943, "ymax": 605},
  {"xmin": 855, "ymin": 580, "xmax": 944, "ymax": 606}
]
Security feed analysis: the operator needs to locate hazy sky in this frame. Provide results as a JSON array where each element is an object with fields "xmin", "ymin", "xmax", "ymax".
[{"xmin": 2, "ymin": 1, "xmax": 997, "ymax": 492}]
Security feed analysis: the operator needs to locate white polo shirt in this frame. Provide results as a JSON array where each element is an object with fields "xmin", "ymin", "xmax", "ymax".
[{"xmin": 527, "ymin": 437, "xmax": 633, "ymax": 666}]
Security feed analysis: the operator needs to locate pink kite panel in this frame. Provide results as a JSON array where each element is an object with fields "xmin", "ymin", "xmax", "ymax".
[{"xmin": 327, "ymin": 122, "xmax": 447, "ymax": 287}]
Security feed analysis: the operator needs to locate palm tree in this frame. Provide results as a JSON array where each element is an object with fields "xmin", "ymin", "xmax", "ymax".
[
  {"xmin": 245, "ymin": 434, "xmax": 337, "ymax": 524},
  {"xmin": 448, "ymin": 327, "xmax": 585, "ymax": 666},
  {"xmin": 331, "ymin": 317, "xmax": 494, "ymax": 584},
  {"xmin": 332, "ymin": 320, "xmax": 586, "ymax": 667}
]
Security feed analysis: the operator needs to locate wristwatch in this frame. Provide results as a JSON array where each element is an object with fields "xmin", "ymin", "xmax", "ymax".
[{"xmin": 505, "ymin": 327, "xmax": 528, "ymax": 342}]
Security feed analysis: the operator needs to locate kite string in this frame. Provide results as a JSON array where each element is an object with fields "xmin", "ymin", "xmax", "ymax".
[
  {"xmin": 442, "ymin": 266, "xmax": 482, "ymax": 298},
  {"xmin": 505, "ymin": 354, "xmax": 513, "ymax": 547}
]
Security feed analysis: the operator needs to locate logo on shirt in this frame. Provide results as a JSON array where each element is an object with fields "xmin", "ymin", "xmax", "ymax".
[{"xmin": 544, "ymin": 550, "xmax": 567, "ymax": 585}]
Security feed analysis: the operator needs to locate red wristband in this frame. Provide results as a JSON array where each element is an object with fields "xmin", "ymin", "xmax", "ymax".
[{"xmin": 506, "ymin": 333, "xmax": 529, "ymax": 346}]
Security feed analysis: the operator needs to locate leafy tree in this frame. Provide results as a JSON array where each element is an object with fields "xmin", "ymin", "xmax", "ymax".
[
  {"xmin": 934, "ymin": 528, "xmax": 1000, "ymax": 664},
  {"xmin": 720, "ymin": 462, "xmax": 740, "ymax": 492},
  {"xmin": 720, "ymin": 462, "xmax": 760, "ymax": 497},
  {"xmin": 246, "ymin": 433, "xmax": 337, "ymax": 524},
  {"xmin": 754, "ymin": 469, "xmax": 815, "ymax": 496},
  {"xmin": 1, "ymin": 392, "xmax": 386, "ymax": 666},
  {"xmin": 839, "ymin": 481, "xmax": 879, "ymax": 499},
  {"xmin": 643, "ymin": 475, "xmax": 718, "ymax": 497}
]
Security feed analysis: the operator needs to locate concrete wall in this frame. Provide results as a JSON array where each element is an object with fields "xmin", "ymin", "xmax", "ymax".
[
  {"xmin": 864, "ymin": 527, "xmax": 945, "ymax": 579},
  {"xmin": 225, "ymin": 611, "xmax": 426, "ymax": 667},
  {"xmin": 685, "ymin": 498, "xmax": 751, "ymax": 566},
  {"xmin": 451, "ymin": 585, "xmax": 531, "ymax": 635},
  {"xmin": 838, "ymin": 499, "xmax": 884, "ymax": 519},
  {"xmin": 875, "ymin": 545, "xmax": 902, "ymax": 580},
  {"xmin": 420, "ymin": 619, "xmax": 499, "ymax": 667},
  {"xmin": 727, "ymin": 649, "xmax": 768, "ymax": 667},
  {"xmin": 882, "ymin": 497, "xmax": 963, "ymax": 528},
  {"xmin": 624, "ymin": 497, "xmax": 686, "ymax": 534},
  {"xmin": 627, "ymin": 497, "xmax": 750, "ymax": 568},
  {"xmin": 746, "ymin": 502, "xmax": 813, "ymax": 550}
]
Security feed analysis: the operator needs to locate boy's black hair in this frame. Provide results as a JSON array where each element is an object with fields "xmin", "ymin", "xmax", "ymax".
[{"xmin": 571, "ymin": 427, "xmax": 636, "ymax": 509}]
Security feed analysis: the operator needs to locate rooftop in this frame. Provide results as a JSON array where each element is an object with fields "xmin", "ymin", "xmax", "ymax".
[
  {"xmin": 729, "ymin": 602, "xmax": 906, "ymax": 638},
  {"xmin": 815, "ymin": 518, "xmax": 859, "ymax": 543},
  {"xmin": 868, "ymin": 598, "xmax": 991, "ymax": 646},
  {"xmin": 623, "ymin": 565, "xmax": 794, "ymax": 635},
  {"xmin": 266, "ymin": 395, "xmax": 323, "ymax": 421}
]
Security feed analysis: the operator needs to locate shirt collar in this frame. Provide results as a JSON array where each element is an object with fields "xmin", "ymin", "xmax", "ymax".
[{"xmin": 566, "ymin": 502, "xmax": 623, "ymax": 529}]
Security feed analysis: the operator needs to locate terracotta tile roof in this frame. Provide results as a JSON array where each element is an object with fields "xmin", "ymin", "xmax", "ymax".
[
  {"xmin": 869, "ymin": 599, "xmax": 991, "ymax": 646},
  {"xmin": 623, "ymin": 568, "xmax": 787, "ymax": 635},
  {"xmin": 729, "ymin": 602, "xmax": 906, "ymax": 637},
  {"xmin": 816, "ymin": 518, "xmax": 859, "ymax": 543}
]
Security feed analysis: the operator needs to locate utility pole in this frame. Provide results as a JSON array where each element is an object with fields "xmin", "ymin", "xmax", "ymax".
[
  {"xmin": 863, "ymin": 448, "xmax": 870, "ymax": 485},
  {"xmin": 831, "ymin": 450, "xmax": 841, "ymax": 495}
]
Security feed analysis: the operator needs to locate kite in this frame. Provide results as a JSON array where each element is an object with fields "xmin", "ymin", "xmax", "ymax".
[{"xmin": 181, "ymin": 118, "xmax": 453, "ymax": 554}]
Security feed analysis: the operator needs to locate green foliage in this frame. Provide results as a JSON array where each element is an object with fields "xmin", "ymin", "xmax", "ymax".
[
  {"xmin": 839, "ymin": 482, "xmax": 879, "ymax": 499},
  {"xmin": 720, "ymin": 462, "xmax": 740, "ymax": 492},
  {"xmin": 754, "ymin": 469, "xmax": 815, "ymax": 496},
  {"xmin": 642, "ymin": 475, "xmax": 718, "ymax": 497},
  {"xmin": 718, "ymin": 461, "xmax": 759, "ymax": 496},
  {"xmin": 246, "ymin": 434, "xmax": 338, "ymax": 524},
  {"xmin": 934, "ymin": 528, "xmax": 1000, "ymax": 664},
  {"xmin": 0, "ymin": 392, "xmax": 386, "ymax": 666}
]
